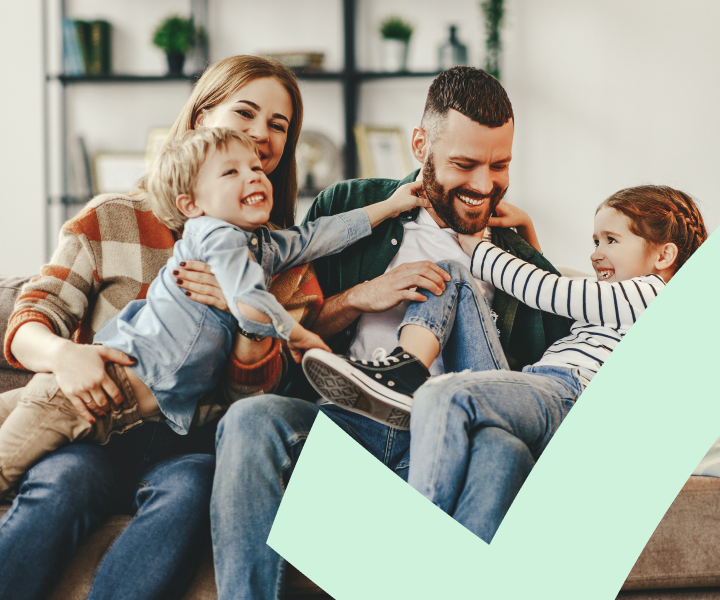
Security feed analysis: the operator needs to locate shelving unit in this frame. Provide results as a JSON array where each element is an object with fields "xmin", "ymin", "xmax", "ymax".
[{"xmin": 44, "ymin": 0, "xmax": 440, "ymax": 251}]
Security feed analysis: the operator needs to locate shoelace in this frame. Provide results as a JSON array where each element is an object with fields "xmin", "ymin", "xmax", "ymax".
[{"xmin": 370, "ymin": 348, "xmax": 400, "ymax": 367}]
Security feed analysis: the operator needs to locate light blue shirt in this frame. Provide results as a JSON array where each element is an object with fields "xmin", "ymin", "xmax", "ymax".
[{"xmin": 94, "ymin": 209, "xmax": 371, "ymax": 434}]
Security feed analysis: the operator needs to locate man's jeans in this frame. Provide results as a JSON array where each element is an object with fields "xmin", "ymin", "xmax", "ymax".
[
  {"xmin": 212, "ymin": 396, "xmax": 536, "ymax": 600},
  {"xmin": 401, "ymin": 260, "xmax": 582, "ymax": 540},
  {"xmin": 0, "ymin": 396, "xmax": 216, "ymax": 600}
]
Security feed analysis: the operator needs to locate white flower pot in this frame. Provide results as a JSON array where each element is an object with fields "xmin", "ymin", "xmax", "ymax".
[{"xmin": 381, "ymin": 39, "xmax": 409, "ymax": 72}]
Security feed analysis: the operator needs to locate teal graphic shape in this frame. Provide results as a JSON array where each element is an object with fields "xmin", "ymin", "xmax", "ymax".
[{"xmin": 268, "ymin": 230, "xmax": 720, "ymax": 599}]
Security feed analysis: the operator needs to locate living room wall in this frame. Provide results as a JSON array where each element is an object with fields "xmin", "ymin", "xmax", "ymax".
[{"xmin": 1, "ymin": 0, "xmax": 718, "ymax": 276}]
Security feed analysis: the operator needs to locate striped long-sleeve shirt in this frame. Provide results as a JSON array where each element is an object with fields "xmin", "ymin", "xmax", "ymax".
[{"xmin": 470, "ymin": 241, "xmax": 666, "ymax": 384}]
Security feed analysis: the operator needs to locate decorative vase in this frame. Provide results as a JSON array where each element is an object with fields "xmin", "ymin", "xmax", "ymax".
[
  {"xmin": 166, "ymin": 52, "xmax": 185, "ymax": 77},
  {"xmin": 381, "ymin": 39, "xmax": 409, "ymax": 72},
  {"xmin": 438, "ymin": 25, "xmax": 468, "ymax": 70}
]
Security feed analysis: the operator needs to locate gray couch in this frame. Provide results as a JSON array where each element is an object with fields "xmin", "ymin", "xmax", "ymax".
[{"xmin": 1, "ymin": 275, "xmax": 719, "ymax": 599}]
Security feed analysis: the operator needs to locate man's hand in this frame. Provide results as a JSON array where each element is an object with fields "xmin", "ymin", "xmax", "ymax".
[
  {"xmin": 50, "ymin": 343, "xmax": 136, "ymax": 424},
  {"xmin": 287, "ymin": 324, "xmax": 331, "ymax": 363},
  {"xmin": 347, "ymin": 261, "xmax": 451, "ymax": 313},
  {"xmin": 174, "ymin": 260, "xmax": 230, "ymax": 312}
]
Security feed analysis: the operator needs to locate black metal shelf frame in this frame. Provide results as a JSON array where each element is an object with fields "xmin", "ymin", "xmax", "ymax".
[{"xmin": 46, "ymin": 0, "xmax": 440, "ymax": 239}]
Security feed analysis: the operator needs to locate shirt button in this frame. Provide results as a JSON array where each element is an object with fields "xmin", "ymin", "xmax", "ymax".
[
  {"xmin": 277, "ymin": 324, "xmax": 283, "ymax": 333},
  {"xmin": 251, "ymin": 238, "xmax": 258, "ymax": 246},
  {"xmin": 391, "ymin": 238, "xmax": 398, "ymax": 246}
]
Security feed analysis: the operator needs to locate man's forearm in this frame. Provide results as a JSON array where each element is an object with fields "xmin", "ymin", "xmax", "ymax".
[{"xmin": 311, "ymin": 287, "xmax": 363, "ymax": 339}]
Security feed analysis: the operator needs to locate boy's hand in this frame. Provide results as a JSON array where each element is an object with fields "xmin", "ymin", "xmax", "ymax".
[
  {"xmin": 386, "ymin": 181, "xmax": 428, "ymax": 216},
  {"xmin": 287, "ymin": 323, "xmax": 331, "ymax": 363}
]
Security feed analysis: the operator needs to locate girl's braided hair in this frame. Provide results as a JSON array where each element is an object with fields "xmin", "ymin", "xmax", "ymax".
[{"xmin": 597, "ymin": 185, "xmax": 707, "ymax": 273}]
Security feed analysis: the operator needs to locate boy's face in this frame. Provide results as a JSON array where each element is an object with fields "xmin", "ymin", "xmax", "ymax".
[{"xmin": 193, "ymin": 140, "xmax": 273, "ymax": 231}]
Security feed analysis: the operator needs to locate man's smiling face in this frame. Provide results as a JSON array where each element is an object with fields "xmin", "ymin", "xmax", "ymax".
[{"xmin": 420, "ymin": 109, "xmax": 513, "ymax": 234}]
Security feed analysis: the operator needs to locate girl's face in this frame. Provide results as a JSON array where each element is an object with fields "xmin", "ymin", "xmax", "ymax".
[
  {"xmin": 196, "ymin": 77, "xmax": 293, "ymax": 175},
  {"xmin": 591, "ymin": 207, "xmax": 659, "ymax": 283}
]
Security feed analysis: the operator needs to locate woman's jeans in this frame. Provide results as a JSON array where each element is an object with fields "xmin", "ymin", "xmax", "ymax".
[
  {"xmin": 402, "ymin": 260, "xmax": 582, "ymax": 540},
  {"xmin": 0, "ymin": 387, "xmax": 216, "ymax": 600}
]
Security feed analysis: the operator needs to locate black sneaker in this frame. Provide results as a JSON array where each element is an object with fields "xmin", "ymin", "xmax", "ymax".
[{"xmin": 302, "ymin": 347, "xmax": 430, "ymax": 430}]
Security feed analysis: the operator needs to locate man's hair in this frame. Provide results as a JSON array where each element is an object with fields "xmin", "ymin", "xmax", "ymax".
[
  {"xmin": 421, "ymin": 66, "xmax": 514, "ymax": 144},
  {"xmin": 147, "ymin": 127, "xmax": 259, "ymax": 232}
]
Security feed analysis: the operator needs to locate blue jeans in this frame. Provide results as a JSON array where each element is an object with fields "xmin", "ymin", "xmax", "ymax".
[
  {"xmin": 0, "ymin": 421, "xmax": 216, "ymax": 600},
  {"xmin": 403, "ymin": 260, "xmax": 582, "ymax": 541},
  {"xmin": 211, "ymin": 397, "xmax": 409, "ymax": 600},
  {"xmin": 211, "ymin": 395, "xmax": 538, "ymax": 599}
]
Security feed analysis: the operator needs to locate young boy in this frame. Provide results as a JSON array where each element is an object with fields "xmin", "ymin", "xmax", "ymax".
[{"xmin": 0, "ymin": 127, "xmax": 425, "ymax": 496}]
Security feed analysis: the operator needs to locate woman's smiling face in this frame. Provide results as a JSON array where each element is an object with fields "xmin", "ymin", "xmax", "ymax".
[{"xmin": 196, "ymin": 77, "xmax": 293, "ymax": 175}]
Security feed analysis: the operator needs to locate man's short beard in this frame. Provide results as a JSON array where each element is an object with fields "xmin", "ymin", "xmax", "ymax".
[{"xmin": 422, "ymin": 152, "xmax": 507, "ymax": 235}]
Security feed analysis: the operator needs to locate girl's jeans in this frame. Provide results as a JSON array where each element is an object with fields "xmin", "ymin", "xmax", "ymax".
[{"xmin": 402, "ymin": 260, "xmax": 582, "ymax": 541}]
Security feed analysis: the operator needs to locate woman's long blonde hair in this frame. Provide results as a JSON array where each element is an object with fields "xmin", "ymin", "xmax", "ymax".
[{"xmin": 163, "ymin": 55, "xmax": 303, "ymax": 228}]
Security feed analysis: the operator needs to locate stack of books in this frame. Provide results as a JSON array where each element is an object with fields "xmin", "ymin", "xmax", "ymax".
[{"xmin": 62, "ymin": 18, "xmax": 112, "ymax": 76}]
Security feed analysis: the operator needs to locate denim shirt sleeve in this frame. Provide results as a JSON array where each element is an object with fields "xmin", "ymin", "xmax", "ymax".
[
  {"xmin": 267, "ymin": 208, "xmax": 371, "ymax": 273},
  {"xmin": 198, "ymin": 222, "xmax": 297, "ymax": 340}
]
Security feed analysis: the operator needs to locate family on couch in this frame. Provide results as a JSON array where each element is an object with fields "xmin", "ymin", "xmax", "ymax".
[{"xmin": 0, "ymin": 56, "xmax": 707, "ymax": 600}]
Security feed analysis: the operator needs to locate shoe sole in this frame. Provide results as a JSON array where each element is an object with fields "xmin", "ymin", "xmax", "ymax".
[{"xmin": 302, "ymin": 350, "xmax": 412, "ymax": 430}]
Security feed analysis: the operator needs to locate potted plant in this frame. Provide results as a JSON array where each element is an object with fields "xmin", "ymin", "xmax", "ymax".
[
  {"xmin": 152, "ymin": 15, "xmax": 196, "ymax": 77},
  {"xmin": 379, "ymin": 16, "xmax": 413, "ymax": 72}
]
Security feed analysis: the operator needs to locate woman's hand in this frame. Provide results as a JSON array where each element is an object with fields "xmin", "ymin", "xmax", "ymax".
[
  {"xmin": 488, "ymin": 200, "xmax": 542, "ymax": 252},
  {"xmin": 287, "ymin": 323, "xmax": 331, "ymax": 363},
  {"xmin": 174, "ymin": 260, "xmax": 230, "ymax": 313},
  {"xmin": 50, "ymin": 342, "xmax": 136, "ymax": 424}
]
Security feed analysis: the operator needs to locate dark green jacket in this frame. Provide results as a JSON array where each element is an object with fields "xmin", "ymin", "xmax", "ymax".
[{"xmin": 284, "ymin": 171, "xmax": 571, "ymax": 398}]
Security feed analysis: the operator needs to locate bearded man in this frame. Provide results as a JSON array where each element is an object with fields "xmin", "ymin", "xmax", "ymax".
[{"xmin": 209, "ymin": 67, "xmax": 572, "ymax": 600}]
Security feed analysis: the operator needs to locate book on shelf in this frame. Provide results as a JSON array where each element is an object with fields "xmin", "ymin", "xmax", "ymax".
[
  {"xmin": 88, "ymin": 20, "xmax": 112, "ymax": 75},
  {"xmin": 62, "ymin": 18, "xmax": 84, "ymax": 75}
]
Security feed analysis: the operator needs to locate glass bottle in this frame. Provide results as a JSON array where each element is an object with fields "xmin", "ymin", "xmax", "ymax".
[{"xmin": 438, "ymin": 25, "xmax": 468, "ymax": 70}]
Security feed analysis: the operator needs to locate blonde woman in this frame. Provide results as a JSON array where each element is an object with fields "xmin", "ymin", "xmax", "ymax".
[{"xmin": 0, "ymin": 56, "xmax": 321, "ymax": 600}]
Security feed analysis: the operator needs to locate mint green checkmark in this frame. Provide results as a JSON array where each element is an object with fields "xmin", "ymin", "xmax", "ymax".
[{"xmin": 268, "ymin": 230, "xmax": 720, "ymax": 600}]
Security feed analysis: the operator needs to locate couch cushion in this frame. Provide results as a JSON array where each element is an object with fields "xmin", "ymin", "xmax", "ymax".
[
  {"xmin": 0, "ymin": 276, "xmax": 32, "ymax": 371},
  {"xmin": 623, "ymin": 476, "xmax": 720, "ymax": 590}
]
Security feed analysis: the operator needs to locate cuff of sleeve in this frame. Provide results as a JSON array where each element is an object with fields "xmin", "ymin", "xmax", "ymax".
[
  {"xmin": 3, "ymin": 311, "xmax": 55, "ymax": 370},
  {"xmin": 340, "ymin": 208, "xmax": 372, "ymax": 242},
  {"xmin": 227, "ymin": 337, "xmax": 282, "ymax": 386}
]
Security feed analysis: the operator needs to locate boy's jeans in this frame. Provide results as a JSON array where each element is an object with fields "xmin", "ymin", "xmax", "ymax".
[{"xmin": 400, "ymin": 260, "xmax": 582, "ymax": 539}]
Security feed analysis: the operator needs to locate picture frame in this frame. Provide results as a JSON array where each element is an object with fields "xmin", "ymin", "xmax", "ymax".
[
  {"xmin": 354, "ymin": 125, "xmax": 412, "ymax": 180},
  {"xmin": 92, "ymin": 153, "xmax": 146, "ymax": 194},
  {"xmin": 145, "ymin": 128, "xmax": 172, "ymax": 168}
]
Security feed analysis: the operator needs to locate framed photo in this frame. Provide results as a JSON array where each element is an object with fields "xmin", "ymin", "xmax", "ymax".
[
  {"xmin": 145, "ymin": 128, "xmax": 172, "ymax": 168},
  {"xmin": 92, "ymin": 153, "xmax": 146, "ymax": 194},
  {"xmin": 354, "ymin": 125, "xmax": 412, "ymax": 180}
]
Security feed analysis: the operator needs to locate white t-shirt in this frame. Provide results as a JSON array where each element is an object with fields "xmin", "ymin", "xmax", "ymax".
[{"xmin": 347, "ymin": 208, "xmax": 494, "ymax": 376}]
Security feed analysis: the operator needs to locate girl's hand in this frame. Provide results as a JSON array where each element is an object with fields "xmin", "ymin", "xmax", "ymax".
[
  {"xmin": 50, "ymin": 342, "xmax": 136, "ymax": 424},
  {"xmin": 458, "ymin": 231, "xmax": 487, "ymax": 257},
  {"xmin": 287, "ymin": 323, "xmax": 331, "ymax": 363},
  {"xmin": 488, "ymin": 200, "xmax": 542, "ymax": 252},
  {"xmin": 174, "ymin": 260, "xmax": 230, "ymax": 313}
]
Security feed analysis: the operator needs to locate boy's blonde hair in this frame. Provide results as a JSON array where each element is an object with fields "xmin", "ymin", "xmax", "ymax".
[{"xmin": 147, "ymin": 127, "xmax": 259, "ymax": 231}]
